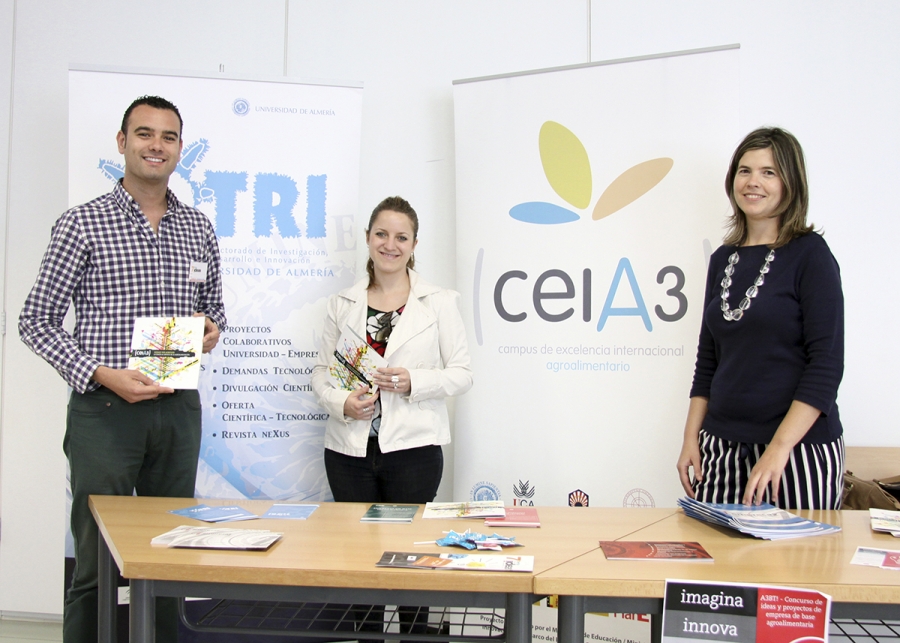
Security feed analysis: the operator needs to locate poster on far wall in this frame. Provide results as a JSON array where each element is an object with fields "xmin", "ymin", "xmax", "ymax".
[
  {"xmin": 68, "ymin": 68, "xmax": 363, "ymax": 523},
  {"xmin": 453, "ymin": 46, "xmax": 740, "ymax": 508}
]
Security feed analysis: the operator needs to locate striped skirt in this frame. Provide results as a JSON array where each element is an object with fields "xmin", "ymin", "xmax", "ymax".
[{"xmin": 693, "ymin": 429, "xmax": 845, "ymax": 510}]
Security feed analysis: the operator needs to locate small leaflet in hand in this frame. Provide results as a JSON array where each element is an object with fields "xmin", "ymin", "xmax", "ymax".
[{"xmin": 329, "ymin": 326, "xmax": 387, "ymax": 392}]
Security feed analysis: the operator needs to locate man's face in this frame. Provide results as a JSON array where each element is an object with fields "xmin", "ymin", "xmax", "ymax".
[{"xmin": 116, "ymin": 105, "xmax": 182, "ymax": 186}]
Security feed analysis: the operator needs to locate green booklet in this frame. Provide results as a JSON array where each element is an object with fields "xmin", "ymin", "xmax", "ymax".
[{"xmin": 360, "ymin": 504, "xmax": 419, "ymax": 523}]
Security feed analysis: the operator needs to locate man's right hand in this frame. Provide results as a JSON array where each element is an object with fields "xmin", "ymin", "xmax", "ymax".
[{"xmin": 92, "ymin": 365, "xmax": 174, "ymax": 403}]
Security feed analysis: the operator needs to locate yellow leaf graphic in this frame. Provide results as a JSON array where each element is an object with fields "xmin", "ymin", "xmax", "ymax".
[
  {"xmin": 592, "ymin": 158, "xmax": 674, "ymax": 220},
  {"xmin": 539, "ymin": 121, "xmax": 592, "ymax": 209}
]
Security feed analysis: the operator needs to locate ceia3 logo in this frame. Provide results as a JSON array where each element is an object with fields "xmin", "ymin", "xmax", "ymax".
[
  {"xmin": 485, "ymin": 120, "xmax": 687, "ymax": 333},
  {"xmin": 510, "ymin": 121, "xmax": 672, "ymax": 226}
]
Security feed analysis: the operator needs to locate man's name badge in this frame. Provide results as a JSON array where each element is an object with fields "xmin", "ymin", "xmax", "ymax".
[{"xmin": 189, "ymin": 261, "xmax": 208, "ymax": 283}]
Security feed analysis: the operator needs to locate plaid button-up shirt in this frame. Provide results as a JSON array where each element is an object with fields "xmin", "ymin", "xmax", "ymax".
[{"xmin": 19, "ymin": 181, "xmax": 226, "ymax": 393}]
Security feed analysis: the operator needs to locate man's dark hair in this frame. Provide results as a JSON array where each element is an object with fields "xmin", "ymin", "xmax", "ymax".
[{"xmin": 121, "ymin": 95, "xmax": 183, "ymax": 137}]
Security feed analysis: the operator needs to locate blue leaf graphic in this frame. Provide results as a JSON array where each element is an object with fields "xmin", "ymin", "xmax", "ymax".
[{"xmin": 509, "ymin": 202, "xmax": 580, "ymax": 225}]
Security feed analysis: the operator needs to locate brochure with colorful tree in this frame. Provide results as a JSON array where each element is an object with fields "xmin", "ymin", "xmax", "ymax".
[
  {"xmin": 329, "ymin": 325, "xmax": 387, "ymax": 392},
  {"xmin": 127, "ymin": 316, "xmax": 205, "ymax": 389}
]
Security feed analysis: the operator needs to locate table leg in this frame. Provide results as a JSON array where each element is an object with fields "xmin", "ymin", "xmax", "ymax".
[
  {"xmin": 506, "ymin": 593, "xmax": 533, "ymax": 643},
  {"xmin": 650, "ymin": 613, "xmax": 662, "ymax": 643},
  {"xmin": 130, "ymin": 580, "xmax": 154, "ymax": 643},
  {"xmin": 557, "ymin": 595, "xmax": 584, "ymax": 643},
  {"xmin": 97, "ymin": 529, "xmax": 117, "ymax": 643}
]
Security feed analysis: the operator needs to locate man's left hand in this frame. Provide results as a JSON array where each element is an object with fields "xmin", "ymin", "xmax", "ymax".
[{"xmin": 194, "ymin": 313, "xmax": 220, "ymax": 353}]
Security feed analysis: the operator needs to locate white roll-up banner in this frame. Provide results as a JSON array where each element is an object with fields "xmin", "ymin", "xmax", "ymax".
[
  {"xmin": 68, "ymin": 68, "xmax": 363, "ymax": 517},
  {"xmin": 453, "ymin": 47, "xmax": 740, "ymax": 508}
]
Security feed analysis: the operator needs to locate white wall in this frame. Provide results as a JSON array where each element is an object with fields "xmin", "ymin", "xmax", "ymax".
[
  {"xmin": 1, "ymin": 0, "xmax": 70, "ymax": 617},
  {"xmin": 591, "ymin": 1, "xmax": 900, "ymax": 447},
  {"xmin": 1, "ymin": 0, "xmax": 897, "ymax": 617}
]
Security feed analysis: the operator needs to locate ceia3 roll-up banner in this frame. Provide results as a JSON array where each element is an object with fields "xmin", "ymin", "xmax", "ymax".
[{"xmin": 453, "ymin": 46, "xmax": 740, "ymax": 508}]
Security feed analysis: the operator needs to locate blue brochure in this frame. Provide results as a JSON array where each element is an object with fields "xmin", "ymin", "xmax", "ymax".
[
  {"xmin": 260, "ymin": 504, "xmax": 319, "ymax": 520},
  {"xmin": 169, "ymin": 504, "xmax": 259, "ymax": 523}
]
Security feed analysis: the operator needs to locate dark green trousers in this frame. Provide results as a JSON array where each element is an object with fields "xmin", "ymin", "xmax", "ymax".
[{"xmin": 63, "ymin": 387, "xmax": 201, "ymax": 643}]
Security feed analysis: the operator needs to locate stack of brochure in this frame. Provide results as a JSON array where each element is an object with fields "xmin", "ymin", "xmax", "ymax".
[
  {"xmin": 870, "ymin": 508, "xmax": 900, "ymax": 536},
  {"xmin": 677, "ymin": 497, "xmax": 841, "ymax": 540}
]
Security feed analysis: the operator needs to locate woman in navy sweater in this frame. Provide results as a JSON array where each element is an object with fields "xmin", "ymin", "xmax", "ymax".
[{"xmin": 677, "ymin": 127, "xmax": 844, "ymax": 510}]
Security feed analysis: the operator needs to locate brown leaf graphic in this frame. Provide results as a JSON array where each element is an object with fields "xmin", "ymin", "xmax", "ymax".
[{"xmin": 592, "ymin": 158, "xmax": 673, "ymax": 220}]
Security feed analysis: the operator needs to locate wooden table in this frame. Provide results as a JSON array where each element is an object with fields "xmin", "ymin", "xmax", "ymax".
[
  {"xmin": 90, "ymin": 496, "xmax": 676, "ymax": 643},
  {"xmin": 534, "ymin": 510, "xmax": 900, "ymax": 643}
]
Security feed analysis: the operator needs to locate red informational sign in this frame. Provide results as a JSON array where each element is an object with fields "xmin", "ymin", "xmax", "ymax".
[
  {"xmin": 663, "ymin": 580, "xmax": 830, "ymax": 643},
  {"xmin": 756, "ymin": 587, "xmax": 829, "ymax": 643}
]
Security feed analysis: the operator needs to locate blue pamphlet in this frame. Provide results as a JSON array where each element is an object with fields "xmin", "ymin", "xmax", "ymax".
[
  {"xmin": 261, "ymin": 504, "xmax": 319, "ymax": 520},
  {"xmin": 169, "ymin": 504, "xmax": 259, "ymax": 523}
]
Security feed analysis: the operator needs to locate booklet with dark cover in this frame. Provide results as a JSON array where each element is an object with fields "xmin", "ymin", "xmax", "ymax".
[{"xmin": 360, "ymin": 504, "xmax": 419, "ymax": 523}]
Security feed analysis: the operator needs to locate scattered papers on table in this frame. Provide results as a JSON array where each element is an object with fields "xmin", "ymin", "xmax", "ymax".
[
  {"xmin": 433, "ymin": 529, "xmax": 523, "ymax": 551},
  {"xmin": 151, "ymin": 525, "xmax": 282, "ymax": 550},
  {"xmin": 851, "ymin": 546, "xmax": 900, "ymax": 570},
  {"xmin": 677, "ymin": 497, "xmax": 840, "ymax": 540},
  {"xmin": 870, "ymin": 508, "xmax": 900, "ymax": 537},
  {"xmin": 168, "ymin": 504, "xmax": 258, "ymax": 523},
  {"xmin": 360, "ymin": 504, "xmax": 419, "ymax": 523},
  {"xmin": 377, "ymin": 551, "xmax": 533, "ymax": 572},
  {"xmin": 598, "ymin": 541, "xmax": 713, "ymax": 561},
  {"xmin": 260, "ymin": 504, "xmax": 319, "ymax": 520},
  {"xmin": 484, "ymin": 506, "xmax": 540, "ymax": 528},
  {"xmin": 422, "ymin": 501, "xmax": 505, "ymax": 519}
]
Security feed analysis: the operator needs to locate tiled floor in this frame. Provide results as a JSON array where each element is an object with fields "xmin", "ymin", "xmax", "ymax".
[
  {"xmin": 832, "ymin": 619, "xmax": 900, "ymax": 643},
  {"xmin": 2, "ymin": 616, "xmax": 898, "ymax": 643},
  {"xmin": 0, "ymin": 619, "xmax": 62, "ymax": 643}
]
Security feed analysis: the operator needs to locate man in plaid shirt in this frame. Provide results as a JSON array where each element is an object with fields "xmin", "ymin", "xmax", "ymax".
[{"xmin": 19, "ymin": 95, "xmax": 226, "ymax": 643}]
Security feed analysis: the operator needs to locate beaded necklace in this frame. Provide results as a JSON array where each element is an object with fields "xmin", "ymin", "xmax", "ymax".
[{"xmin": 720, "ymin": 249, "xmax": 776, "ymax": 321}]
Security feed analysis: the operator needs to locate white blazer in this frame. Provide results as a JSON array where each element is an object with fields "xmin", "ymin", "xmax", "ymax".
[{"xmin": 311, "ymin": 270, "xmax": 473, "ymax": 457}]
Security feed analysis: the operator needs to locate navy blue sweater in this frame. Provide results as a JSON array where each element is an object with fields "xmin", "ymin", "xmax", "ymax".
[{"xmin": 690, "ymin": 232, "xmax": 844, "ymax": 444}]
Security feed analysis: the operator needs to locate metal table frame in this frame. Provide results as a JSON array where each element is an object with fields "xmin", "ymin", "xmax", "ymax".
[
  {"xmin": 555, "ymin": 594, "xmax": 900, "ymax": 643},
  {"xmin": 98, "ymin": 535, "xmax": 537, "ymax": 643}
]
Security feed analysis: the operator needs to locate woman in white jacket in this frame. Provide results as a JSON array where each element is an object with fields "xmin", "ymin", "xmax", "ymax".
[{"xmin": 312, "ymin": 195, "xmax": 473, "ymax": 504}]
